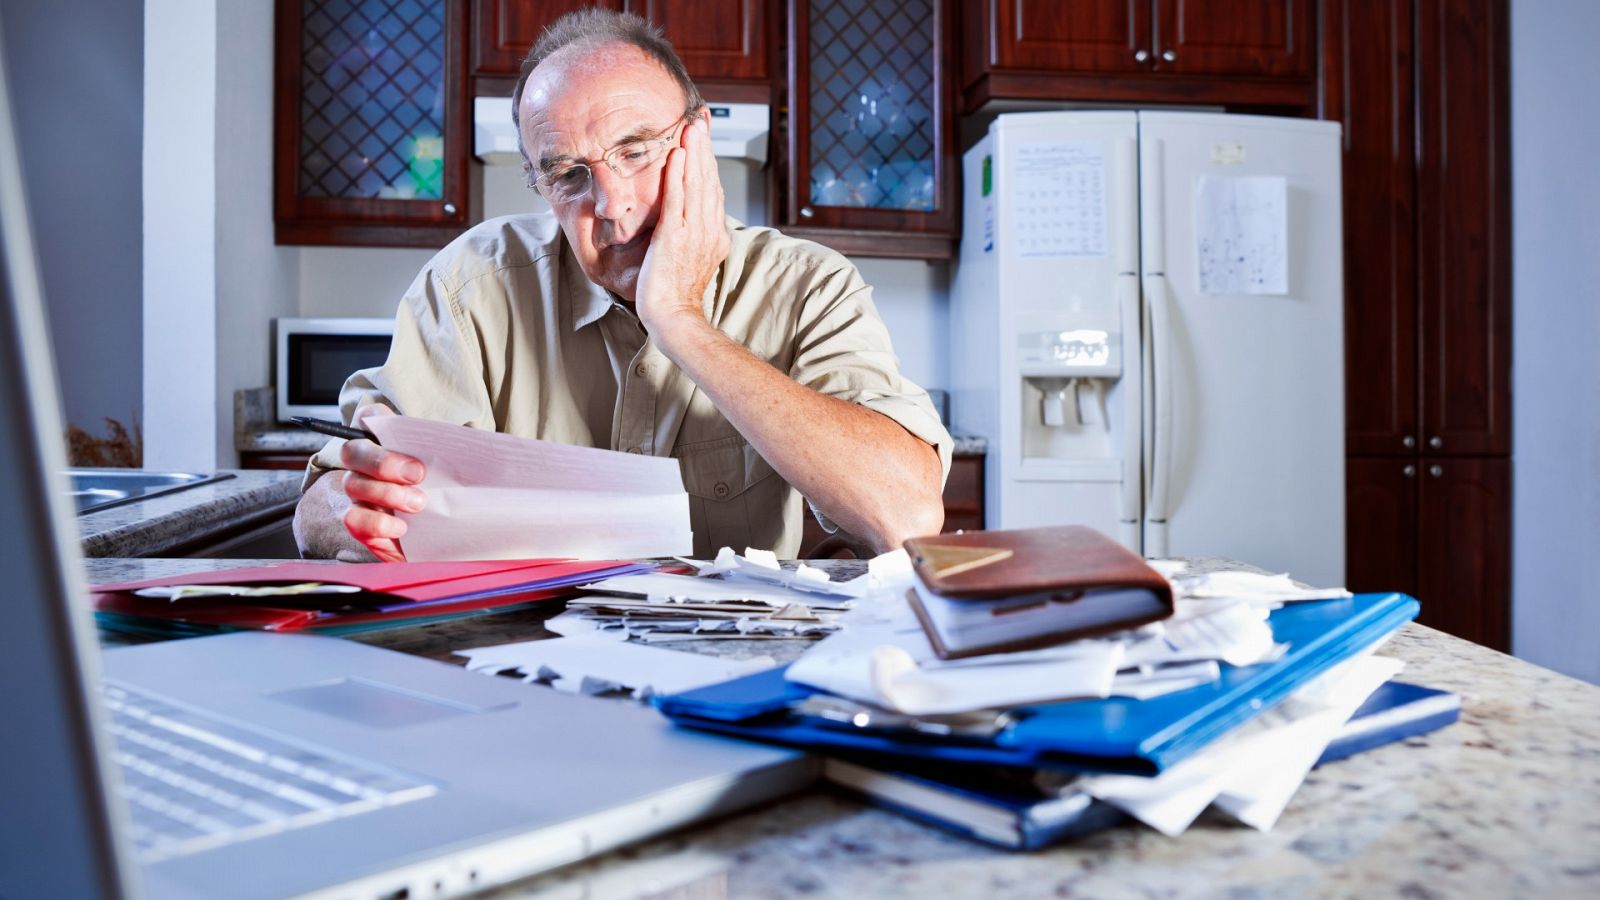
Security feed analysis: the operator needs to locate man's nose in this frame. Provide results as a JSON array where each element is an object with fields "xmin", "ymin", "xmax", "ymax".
[{"xmin": 589, "ymin": 163, "xmax": 633, "ymax": 221}]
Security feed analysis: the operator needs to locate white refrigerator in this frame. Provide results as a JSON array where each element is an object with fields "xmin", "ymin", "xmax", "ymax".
[{"xmin": 951, "ymin": 111, "xmax": 1345, "ymax": 587}]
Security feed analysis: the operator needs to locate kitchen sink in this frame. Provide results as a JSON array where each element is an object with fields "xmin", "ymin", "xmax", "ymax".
[{"xmin": 67, "ymin": 469, "xmax": 235, "ymax": 515}]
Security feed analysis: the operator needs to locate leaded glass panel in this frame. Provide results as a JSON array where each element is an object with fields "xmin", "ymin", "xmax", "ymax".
[
  {"xmin": 298, "ymin": 0, "xmax": 446, "ymax": 200},
  {"xmin": 808, "ymin": 0, "xmax": 936, "ymax": 211}
]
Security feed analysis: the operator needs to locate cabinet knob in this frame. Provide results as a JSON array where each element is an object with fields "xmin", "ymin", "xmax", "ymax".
[
  {"xmin": 1428, "ymin": 436, "xmax": 1443, "ymax": 449},
  {"xmin": 799, "ymin": 206, "xmax": 815, "ymax": 219},
  {"xmin": 443, "ymin": 202, "xmax": 458, "ymax": 215},
  {"xmin": 1403, "ymin": 464, "xmax": 1416, "ymax": 478},
  {"xmin": 1402, "ymin": 435, "xmax": 1416, "ymax": 449},
  {"xmin": 1429, "ymin": 464, "xmax": 1443, "ymax": 478},
  {"xmin": 1135, "ymin": 50, "xmax": 1150, "ymax": 63},
  {"xmin": 1161, "ymin": 50, "xmax": 1177, "ymax": 63}
]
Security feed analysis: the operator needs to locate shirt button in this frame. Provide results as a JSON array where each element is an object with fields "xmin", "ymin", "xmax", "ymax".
[
  {"xmin": 634, "ymin": 362, "xmax": 649, "ymax": 377},
  {"xmin": 713, "ymin": 481, "xmax": 730, "ymax": 498}
]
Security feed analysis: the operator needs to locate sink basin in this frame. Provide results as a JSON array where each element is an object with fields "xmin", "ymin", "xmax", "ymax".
[{"xmin": 67, "ymin": 469, "xmax": 236, "ymax": 515}]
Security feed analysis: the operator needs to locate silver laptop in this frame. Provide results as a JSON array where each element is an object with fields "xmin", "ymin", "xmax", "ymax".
[{"xmin": 0, "ymin": 31, "xmax": 809, "ymax": 900}]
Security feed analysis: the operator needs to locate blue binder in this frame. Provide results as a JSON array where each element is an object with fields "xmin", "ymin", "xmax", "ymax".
[{"xmin": 654, "ymin": 592, "xmax": 1420, "ymax": 775}]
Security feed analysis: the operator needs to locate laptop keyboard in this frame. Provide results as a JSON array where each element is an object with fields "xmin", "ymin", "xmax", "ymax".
[{"xmin": 103, "ymin": 681, "xmax": 437, "ymax": 863}]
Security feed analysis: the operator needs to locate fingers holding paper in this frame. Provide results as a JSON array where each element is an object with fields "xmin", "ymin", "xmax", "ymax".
[{"xmin": 338, "ymin": 405, "xmax": 427, "ymax": 563}]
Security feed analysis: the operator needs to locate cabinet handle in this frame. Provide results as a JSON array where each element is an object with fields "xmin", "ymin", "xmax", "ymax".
[
  {"xmin": 1428, "ymin": 436, "xmax": 1443, "ymax": 449},
  {"xmin": 443, "ymin": 202, "xmax": 458, "ymax": 215},
  {"xmin": 1135, "ymin": 50, "xmax": 1150, "ymax": 63},
  {"xmin": 1429, "ymin": 464, "xmax": 1443, "ymax": 478},
  {"xmin": 1403, "ymin": 464, "xmax": 1416, "ymax": 478},
  {"xmin": 800, "ymin": 206, "xmax": 815, "ymax": 219},
  {"xmin": 1161, "ymin": 50, "xmax": 1177, "ymax": 63},
  {"xmin": 1402, "ymin": 435, "xmax": 1416, "ymax": 449}
]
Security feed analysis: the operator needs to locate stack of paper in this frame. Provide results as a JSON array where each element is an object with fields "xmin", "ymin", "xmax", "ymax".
[
  {"xmin": 553, "ymin": 547, "xmax": 880, "ymax": 642},
  {"xmin": 365, "ymin": 414, "xmax": 694, "ymax": 561}
]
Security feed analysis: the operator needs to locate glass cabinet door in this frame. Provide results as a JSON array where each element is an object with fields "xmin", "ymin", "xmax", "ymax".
[
  {"xmin": 785, "ymin": 0, "xmax": 957, "ymax": 255},
  {"xmin": 276, "ymin": 0, "xmax": 472, "ymax": 246}
]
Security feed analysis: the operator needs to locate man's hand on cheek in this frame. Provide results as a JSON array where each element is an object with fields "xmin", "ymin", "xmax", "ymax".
[{"xmin": 635, "ymin": 117, "xmax": 730, "ymax": 335}]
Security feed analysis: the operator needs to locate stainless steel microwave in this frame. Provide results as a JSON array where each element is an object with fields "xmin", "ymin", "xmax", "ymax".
[{"xmin": 274, "ymin": 317, "xmax": 395, "ymax": 423}]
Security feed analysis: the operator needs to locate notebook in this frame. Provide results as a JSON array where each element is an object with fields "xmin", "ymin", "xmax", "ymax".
[{"xmin": 0, "ymin": 50, "xmax": 809, "ymax": 900}]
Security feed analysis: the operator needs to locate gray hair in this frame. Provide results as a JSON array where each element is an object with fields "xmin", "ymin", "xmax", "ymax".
[{"xmin": 510, "ymin": 9, "xmax": 705, "ymax": 166}]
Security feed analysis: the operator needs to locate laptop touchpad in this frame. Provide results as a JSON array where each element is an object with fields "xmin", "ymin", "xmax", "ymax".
[{"xmin": 269, "ymin": 677, "xmax": 490, "ymax": 729}]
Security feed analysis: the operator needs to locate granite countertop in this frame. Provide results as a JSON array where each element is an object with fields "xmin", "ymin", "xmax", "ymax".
[
  {"xmin": 85, "ymin": 556, "xmax": 1600, "ymax": 896},
  {"xmin": 78, "ymin": 470, "xmax": 303, "ymax": 558}
]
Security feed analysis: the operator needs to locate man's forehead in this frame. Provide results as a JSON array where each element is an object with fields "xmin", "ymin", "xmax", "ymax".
[{"xmin": 520, "ymin": 43, "xmax": 685, "ymax": 156}]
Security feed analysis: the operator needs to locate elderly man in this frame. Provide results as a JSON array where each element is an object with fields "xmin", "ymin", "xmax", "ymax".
[{"xmin": 293, "ymin": 9, "xmax": 951, "ymax": 562}]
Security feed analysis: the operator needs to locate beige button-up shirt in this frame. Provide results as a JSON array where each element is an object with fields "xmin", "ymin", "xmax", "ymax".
[{"xmin": 306, "ymin": 214, "xmax": 953, "ymax": 558}]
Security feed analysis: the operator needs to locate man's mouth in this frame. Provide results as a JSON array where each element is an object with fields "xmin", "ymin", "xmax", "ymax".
[{"xmin": 603, "ymin": 227, "xmax": 652, "ymax": 254}]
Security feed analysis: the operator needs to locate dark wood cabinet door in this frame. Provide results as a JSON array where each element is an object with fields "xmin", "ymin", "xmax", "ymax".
[
  {"xmin": 1417, "ymin": 456, "xmax": 1510, "ymax": 650},
  {"xmin": 275, "ymin": 0, "xmax": 474, "ymax": 247},
  {"xmin": 985, "ymin": 0, "xmax": 1152, "ymax": 74},
  {"xmin": 784, "ymin": 0, "xmax": 959, "ymax": 253},
  {"xmin": 471, "ymin": 0, "xmax": 624, "ymax": 82},
  {"xmin": 1153, "ymin": 0, "xmax": 1313, "ymax": 77},
  {"xmin": 471, "ymin": 0, "xmax": 770, "ymax": 98},
  {"xmin": 631, "ymin": 0, "xmax": 770, "ymax": 86},
  {"xmin": 1415, "ymin": 0, "xmax": 1511, "ymax": 456},
  {"xmin": 1327, "ymin": 0, "xmax": 1418, "ymax": 456},
  {"xmin": 1345, "ymin": 457, "xmax": 1419, "ymax": 597}
]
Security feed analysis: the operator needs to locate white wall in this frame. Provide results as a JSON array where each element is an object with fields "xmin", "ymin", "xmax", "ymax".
[
  {"xmin": 1, "ymin": 0, "xmax": 144, "ymax": 440},
  {"xmin": 144, "ymin": 0, "xmax": 297, "ymax": 470},
  {"xmin": 142, "ymin": 0, "xmax": 218, "ymax": 471},
  {"xmin": 1510, "ymin": 0, "xmax": 1600, "ymax": 684}
]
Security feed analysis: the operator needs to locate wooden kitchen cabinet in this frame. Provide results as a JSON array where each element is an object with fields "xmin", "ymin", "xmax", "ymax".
[
  {"xmin": 1327, "ymin": 0, "xmax": 1510, "ymax": 650},
  {"xmin": 469, "ymin": 0, "xmax": 774, "ymax": 101},
  {"xmin": 960, "ymin": 0, "xmax": 1316, "ymax": 113},
  {"xmin": 778, "ymin": 0, "xmax": 960, "ymax": 259},
  {"xmin": 1347, "ymin": 456, "xmax": 1509, "ymax": 651},
  {"xmin": 274, "ymin": 0, "xmax": 475, "ymax": 247}
]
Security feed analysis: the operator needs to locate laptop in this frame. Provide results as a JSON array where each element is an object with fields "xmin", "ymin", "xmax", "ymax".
[{"xmin": 0, "ymin": 31, "xmax": 809, "ymax": 900}]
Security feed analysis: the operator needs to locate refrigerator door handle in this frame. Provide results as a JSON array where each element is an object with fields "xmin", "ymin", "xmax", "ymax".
[
  {"xmin": 1117, "ymin": 273, "xmax": 1142, "ymax": 531},
  {"xmin": 1143, "ymin": 271, "xmax": 1174, "ymax": 553}
]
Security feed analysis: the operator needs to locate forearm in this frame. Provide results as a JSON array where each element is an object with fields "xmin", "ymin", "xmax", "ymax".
[
  {"xmin": 293, "ymin": 473, "xmax": 379, "ymax": 562},
  {"xmin": 653, "ymin": 315, "xmax": 944, "ymax": 551}
]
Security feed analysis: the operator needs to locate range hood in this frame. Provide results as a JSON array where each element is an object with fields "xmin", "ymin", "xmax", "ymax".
[{"xmin": 474, "ymin": 97, "xmax": 770, "ymax": 165}]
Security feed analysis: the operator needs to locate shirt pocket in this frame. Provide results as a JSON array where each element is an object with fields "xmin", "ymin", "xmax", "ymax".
[
  {"xmin": 675, "ymin": 434, "xmax": 789, "ymax": 557},
  {"xmin": 675, "ymin": 434, "xmax": 776, "ymax": 501}
]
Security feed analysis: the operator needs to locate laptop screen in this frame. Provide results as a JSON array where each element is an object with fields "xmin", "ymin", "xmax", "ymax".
[{"xmin": 0, "ymin": 16, "xmax": 140, "ymax": 899}]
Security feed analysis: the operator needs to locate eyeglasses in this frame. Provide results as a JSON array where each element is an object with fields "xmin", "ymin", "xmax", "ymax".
[{"xmin": 528, "ymin": 113, "xmax": 693, "ymax": 204}]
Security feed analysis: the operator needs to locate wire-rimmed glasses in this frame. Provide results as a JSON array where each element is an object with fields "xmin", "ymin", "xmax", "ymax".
[{"xmin": 527, "ymin": 112, "xmax": 694, "ymax": 203}]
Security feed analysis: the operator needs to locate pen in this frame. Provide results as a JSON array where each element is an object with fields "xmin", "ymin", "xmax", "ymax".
[{"xmin": 290, "ymin": 416, "xmax": 380, "ymax": 444}]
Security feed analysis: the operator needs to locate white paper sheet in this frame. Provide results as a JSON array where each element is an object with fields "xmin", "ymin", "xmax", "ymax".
[
  {"xmin": 1195, "ymin": 175, "xmax": 1289, "ymax": 295},
  {"xmin": 1079, "ymin": 653, "xmax": 1403, "ymax": 835},
  {"xmin": 455, "ymin": 636, "xmax": 774, "ymax": 700},
  {"xmin": 785, "ymin": 607, "xmax": 1125, "ymax": 716},
  {"xmin": 366, "ymin": 415, "xmax": 693, "ymax": 561},
  {"xmin": 1011, "ymin": 140, "xmax": 1108, "ymax": 259}
]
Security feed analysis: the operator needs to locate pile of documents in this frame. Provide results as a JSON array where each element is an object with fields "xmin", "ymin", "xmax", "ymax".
[
  {"xmin": 650, "ymin": 525, "xmax": 1451, "ymax": 846},
  {"xmin": 91, "ymin": 559, "xmax": 647, "ymax": 637},
  {"xmin": 548, "ymin": 547, "xmax": 902, "ymax": 642}
]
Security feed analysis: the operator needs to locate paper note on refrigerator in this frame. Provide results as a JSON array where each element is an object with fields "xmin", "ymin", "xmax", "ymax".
[
  {"xmin": 366, "ymin": 414, "xmax": 694, "ymax": 561},
  {"xmin": 1194, "ymin": 175, "xmax": 1289, "ymax": 295},
  {"xmin": 1011, "ymin": 140, "xmax": 1108, "ymax": 259}
]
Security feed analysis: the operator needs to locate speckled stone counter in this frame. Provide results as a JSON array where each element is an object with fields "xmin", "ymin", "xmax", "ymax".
[
  {"xmin": 951, "ymin": 434, "xmax": 987, "ymax": 456},
  {"xmin": 78, "ymin": 470, "xmax": 302, "ymax": 558},
  {"xmin": 82, "ymin": 557, "xmax": 1600, "ymax": 898}
]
